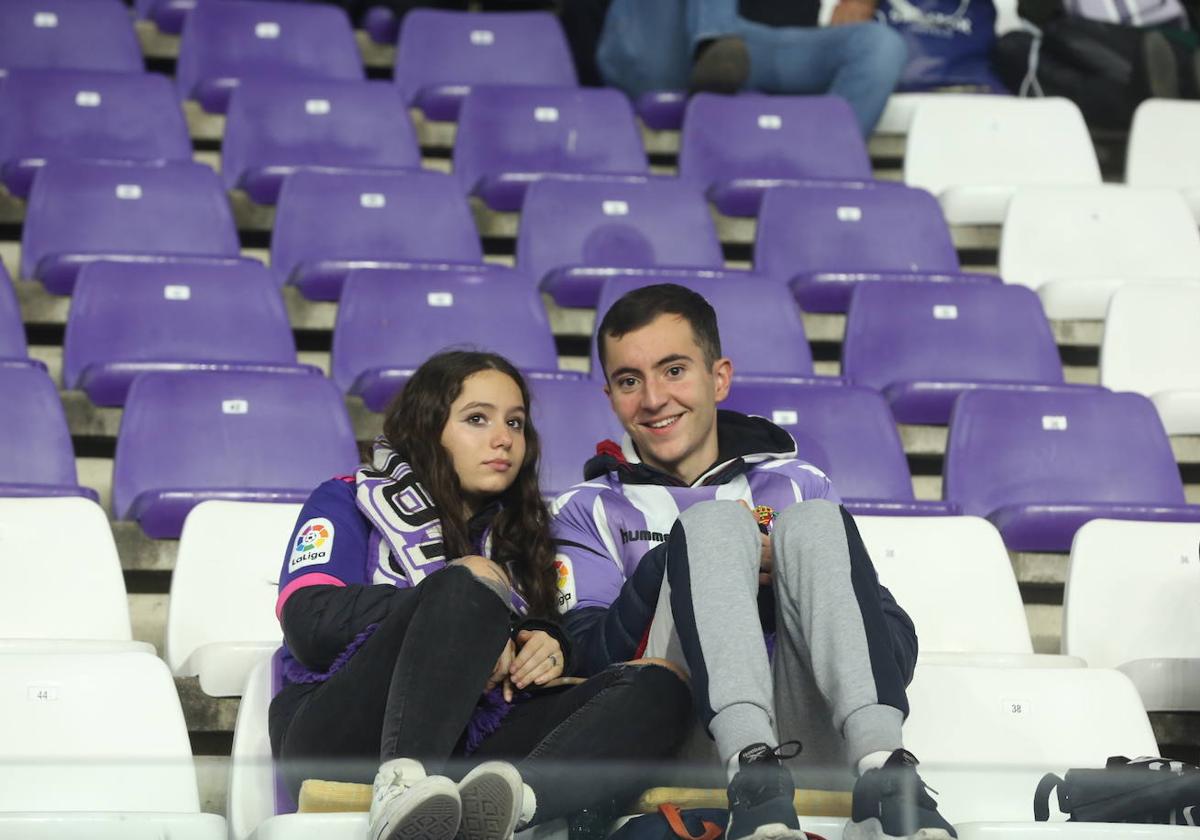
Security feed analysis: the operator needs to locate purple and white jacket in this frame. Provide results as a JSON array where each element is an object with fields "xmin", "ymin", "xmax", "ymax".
[{"xmin": 551, "ymin": 410, "xmax": 842, "ymax": 675}]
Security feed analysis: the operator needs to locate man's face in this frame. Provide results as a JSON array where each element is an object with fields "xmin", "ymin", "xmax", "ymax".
[{"xmin": 601, "ymin": 313, "xmax": 732, "ymax": 485}]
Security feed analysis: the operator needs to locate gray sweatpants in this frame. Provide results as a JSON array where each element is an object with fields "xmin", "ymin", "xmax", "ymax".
[{"xmin": 644, "ymin": 499, "xmax": 914, "ymax": 774}]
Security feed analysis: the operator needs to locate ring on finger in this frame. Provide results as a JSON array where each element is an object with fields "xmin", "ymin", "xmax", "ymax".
[{"xmin": 549, "ymin": 654, "xmax": 557, "ymax": 668}]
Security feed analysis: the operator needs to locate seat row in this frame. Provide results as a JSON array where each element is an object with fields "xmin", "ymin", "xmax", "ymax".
[
  {"xmin": 5, "ymin": 248, "xmax": 1200, "ymax": 434},
  {"xmin": 12, "ymin": 158, "xmax": 1200, "ymax": 322},
  {"xmin": 0, "ymin": 342, "xmax": 1196, "ymax": 550}
]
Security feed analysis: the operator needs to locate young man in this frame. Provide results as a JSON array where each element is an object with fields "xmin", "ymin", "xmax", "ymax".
[{"xmin": 550, "ymin": 284, "xmax": 956, "ymax": 840}]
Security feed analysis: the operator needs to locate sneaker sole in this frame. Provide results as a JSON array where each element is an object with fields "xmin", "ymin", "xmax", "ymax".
[
  {"xmin": 457, "ymin": 763, "xmax": 522, "ymax": 840},
  {"xmin": 843, "ymin": 818, "xmax": 955, "ymax": 840},
  {"xmin": 736, "ymin": 824, "xmax": 808, "ymax": 839},
  {"xmin": 373, "ymin": 789, "xmax": 461, "ymax": 840}
]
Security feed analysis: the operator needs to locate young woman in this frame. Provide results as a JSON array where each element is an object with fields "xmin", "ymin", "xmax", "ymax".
[{"xmin": 269, "ymin": 351, "xmax": 691, "ymax": 840}]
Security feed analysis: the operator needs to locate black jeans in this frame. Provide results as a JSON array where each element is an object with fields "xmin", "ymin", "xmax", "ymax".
[{"xmin": 271, "ymin": 565, "xmax": 692, "ymax": 822}]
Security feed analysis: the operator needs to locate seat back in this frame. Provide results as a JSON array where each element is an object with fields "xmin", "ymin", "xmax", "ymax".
[
  {"xmin": 999, "ymin": 186, "xmax": 1200, "ymax": 294},
  {"xmin": 394, "ymin": 10, "xmax": 576, "ymax": 110},
  {"xmin": 1126, "ymin": 99, "xmax": 1200, "ymax": 189},
  {"xmin": 529, "ymin": 377, "xmax": 625, "ymax": 497},
  {"xmin": 0, "ymin": 651, "xmax": 200, "ymax": 812},
  {"xmin": 21, "ymin": 159, "xmax": 239, "ymax": 281},
  {"xmin": 0, "ymin": 69, "xmax": 191, "ymax": 185},
  {"xmin": 856, "ymin": 515, "xmax": 1033, "ymax": 654},
  {"xmin": 332, "ymin": 266, "xmax": 559, "ymax": 393},
  {"xmin": 1100, "ymin": 282, "xmax": 1200, "ymax": 396},
  {"xmin": 842, "ymin": 282, "xmax": 1063, "ymax": 389},
  {"xmin": 905, "ymin": 96, "xmax": 1101, "ymax": 196},
  {"xmin": 175, "ymin": 0, "xmax": 362, "ymax": 103},
  {"xmin": 518, "ymin": 177, "xmax": 723, "ymax": 287},
  {"xmin": 228, "ymin": 653, "xmax": 282, "ymax": 840},
  {"xmin": 0, "ymin": 361, "xmax": 80, "ymax": 491},
  {"xmin": 0, "ymin": 497, "xmax": 131, "ymax": 641},
  {"xmin": 166, "ymin": 501, "xmax": 299, "ymax": 677},
  {"xmin": 63, "ymin": 260, "xmax": 297, "ymax": 396},
  {"xmin": 112, "ymin": 370, "xmax": 359, "ymax": 530},
  {"xmin": 944, "ymin": 388, "xmax": 1187, "ymax": 517},
  {"xmin": 678, "ymin": 94, "xmax": 871, "ymax": 187},
  {"xmin": 720, "ymin": 381, "xmax": 915, "ymax": 502},
  {"xmin": 221, "ymin": 78, "xmax": 421, "ymax": 191},
  {"xmin": 755, "ymin": 182, "xmax": 958, "ymax": 280},
  {"xmin": 1064, "ymin": 519, "xmax": 1200, "ymax": 666},
  {"xmin": 0, "ymin": 263, "xmax": 24, "ymax": 359},
  {"xmin": 271, "ymin": 169, "xmax": 482, "ymax": 281},
  {"xmin": 0, "ymin": 0, "xmax": 143, "ymax": 72},
  {"xmin": 592, "ymin": 273, "xmax": 813, "ymax": 381},
  {"xmin": 453, "ymin": 85, "xmax": 646, "ymax": 192}
]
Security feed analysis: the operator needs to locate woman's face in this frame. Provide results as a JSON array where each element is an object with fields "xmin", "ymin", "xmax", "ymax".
[{"xmin": 440, "ymin": 369, "xmax": 528, "ymax": 512}]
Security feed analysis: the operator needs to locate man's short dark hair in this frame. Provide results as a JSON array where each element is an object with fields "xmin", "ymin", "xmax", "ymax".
[{"xmin": 596, "ymin": 283, "xmax": 722, "ymax": 374}]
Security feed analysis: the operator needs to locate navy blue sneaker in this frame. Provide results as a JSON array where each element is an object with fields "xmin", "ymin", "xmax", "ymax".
[
  {"xmin": 845, "ymin": 749, "xmax": 957, "ymax": 840},
  {"xmin": 726, "ymin": 742, "xmax": 807, "ymax": 840}
]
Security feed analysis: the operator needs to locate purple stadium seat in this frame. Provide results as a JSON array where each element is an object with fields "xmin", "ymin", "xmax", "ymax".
[
  {"xmin": 0, "ymin": 264, "xmax": 25, "ymax": 360},
  {"xmin": 221, "ymin": 78, "xmax": 422, "ymax": 205},
  {"xmin": 63, "ymin": 261, "xmax": 309, "ymax": 407},
  {"xmin": 635, "ymin": 91, "xmax": 687, "ymax": 132},
  {"xmin": 944, "ymin": 388, "xmax": 1200, "ymax": 551},
  {"xmin": 0, "ymin": 0, "xmax": 143, "ymax": 73},
  {"xmin": 842, "ymin": 282, "xmax": 1075, "ymax": 424},
  {"xmin": 454, "ymin": 86, "xmax": 648, "ymax": 212},
  {"xmin": 21, "ymin": 159, "xmax": 242, "ymax": 294},
  {"xmin": 519, "ymin": 178, "xmax": 724, "ymax": 308},
  {"xmin": 333, "ymin": 266, "xmax": 564, "ymax": 411},
  {"xmin": 395, "ymin": 10, "xmax": 577, "ymax": 122},
  {"xmin": 721, "ymin": 381, "xmax": 958, "ymax": 517},
  {"xmin": 592, "ymin": 272, "xmax": 815, "ymax": 382},
  {"xmin": 0, "ymin": 360, "xmax": 96, "ymax": 500},
  {"xmin": 175, "ymin": 0, "xmax": 364, "ymax": 114},
  {"xmin": 0, "ymin": 69, "xmax": 192, "ymax": 198},
  {"xmin": 755, "ymin": 181, "xmax": 998, "ymax": 312},
  {"xmin": 528, "ymin": 376, "xmax": 624, "ymax": 497},
  {"xmin": 678, "ymin": 94, "xmax": 872, "ymax": 218},
  {"xmin": 272, "ymin": 169, "xmax": 483, "ymax": 301},
  {"xmin": 113, "ymin": 370, "xmax": 359, "ymax": 539}
]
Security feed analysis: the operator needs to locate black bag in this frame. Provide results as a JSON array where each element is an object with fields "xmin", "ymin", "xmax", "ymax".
[{"xmin": 1034, "ymin": 755, "xmax": 1200, "ymax": 825}]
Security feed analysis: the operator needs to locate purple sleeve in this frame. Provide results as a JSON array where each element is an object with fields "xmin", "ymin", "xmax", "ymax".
[
  {"xmin": 276, "ymin": 478, "xmax": 372, "ymax": 618},
  {"xmin": 549, "ymin": 485, "xmax": 626, "ymax": 613}
]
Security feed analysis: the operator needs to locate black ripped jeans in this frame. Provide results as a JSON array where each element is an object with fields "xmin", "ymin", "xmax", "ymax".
[{"xmin": 270, "ymin": 565, "xmax": 692, "ymax": 823}]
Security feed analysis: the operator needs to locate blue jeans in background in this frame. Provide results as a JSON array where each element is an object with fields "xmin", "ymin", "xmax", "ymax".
[{"xmin": 597, "ymin": 0, "xmax": 908, "ymax": 136}]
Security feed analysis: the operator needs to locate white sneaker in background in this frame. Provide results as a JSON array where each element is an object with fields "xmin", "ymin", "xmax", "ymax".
[
  {"xmin": 368, "ymin": 757, "xmax": 462, "ymax": 840},
  {"xmin": 456, "ymin": 761, "xmax": 524, "ymax": 840}
]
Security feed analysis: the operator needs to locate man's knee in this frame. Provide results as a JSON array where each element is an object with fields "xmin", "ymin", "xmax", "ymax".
[
  {"xmin": 772, "ymin": 498, "xmax": 846, "ymax": 570},
  {"xmin": 850, "ymin": 22, "xmax": 907, "ymax": 79},
  {"xmin": 673, "ymin": 499, "xmax": 761, "ymax": 569}
]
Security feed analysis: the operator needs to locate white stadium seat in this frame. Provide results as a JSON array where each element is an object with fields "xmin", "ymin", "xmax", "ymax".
[
  {"xmin": 1100, "ymin": 283, "xmax": 1200, "ymax": 436},
  {"xmin": 229, "ymin": 653, "xmax": 277, "ymax": 840},
  {"xmin": 957, "ymin": 823, "xmax": 1200, "ymax": 838},
  {"xmin": 1127, "ymin": 99, "xmax": 1200, "ymax": 224},
  {"xmin": 857, "ymin": 515, "xmax": 1081, "ymax": 667},
  {"xmin": 0, "ymin": 650, "xmax": 222, "ymax": 835},
  {"xmin": 166, "ymin": 501, "xmax": 300, "ymax": 697},
  {"xmin": 0, "ymin": 496, "xmax": 151, "ymax": 652},
  {"xmin": 904, "ymin": 664, "xmax": 1157, "ymax": 824},
  {"xmin": 905, "ymin": 97, "xmax": 1100, "ymax": 225},
  {"xmin": 999, "ymin": 186, "xmax": 1200, "ymax": 320},
  {"xmin": 1064, "ymin": 519, "xmax": 1200, "ymax": 711}
]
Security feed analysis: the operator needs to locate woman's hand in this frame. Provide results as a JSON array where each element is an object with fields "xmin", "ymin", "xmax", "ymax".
[
  {"xmin": 509, "ymin": 629, "xmax": 564, "ymax": 690},
  {"xmin": 486, "ymin": 638, "xmax": 516, "ymax": 701}
]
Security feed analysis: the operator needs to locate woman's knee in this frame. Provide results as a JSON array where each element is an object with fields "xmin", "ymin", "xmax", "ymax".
[{"xmin": 628, "ymin": 657, "xmax": 689, "ymax": 684}]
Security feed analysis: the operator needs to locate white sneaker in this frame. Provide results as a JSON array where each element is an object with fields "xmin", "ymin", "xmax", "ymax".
[
  {"xmin": 456, "ymin": 761, "xmax": 524, "ymax": 840},
  {"xmin": 368, "ymin": 758, "xmax": 462, "ymax": 840}
]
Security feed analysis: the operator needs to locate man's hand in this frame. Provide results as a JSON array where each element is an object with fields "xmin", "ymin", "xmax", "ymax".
[
  {"xmin": 830, "ymin": 0, "xmax": 876, "ymax": 25},
  {"xmin": 486, "ymin": 638, "xmax": 516, "ymax": 702},
  {"xmin": 738, "ymin": 501, "xmax": 774, "ymax": 585},
  {"xmin": 510, "ymin": 629, "xmax": 565, "ymax": 690}
]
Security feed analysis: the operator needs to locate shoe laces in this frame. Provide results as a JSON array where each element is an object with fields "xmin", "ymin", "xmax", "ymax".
[{"xmin": 880, "ymin": 749, "xmax": 941, "ymax": 808}]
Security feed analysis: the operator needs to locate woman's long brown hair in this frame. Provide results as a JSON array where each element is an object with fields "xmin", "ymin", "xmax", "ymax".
[{"xmin": 381, "ymin": 351, "xmax": 558, "ymax": 619}]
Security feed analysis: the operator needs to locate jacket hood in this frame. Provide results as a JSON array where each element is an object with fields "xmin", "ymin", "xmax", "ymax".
[{"xmin": 583, "ymin": 410, "xmax": 797, "ymax": 487}]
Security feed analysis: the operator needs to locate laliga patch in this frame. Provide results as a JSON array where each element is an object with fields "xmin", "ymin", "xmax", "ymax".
[
  {"xmin": 289, "ymin": 518, "xmax": 334, "ymax": 573},
  {"xmin": 553, "ymin": 555, "xmax": 577, "ymax": 612}
]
